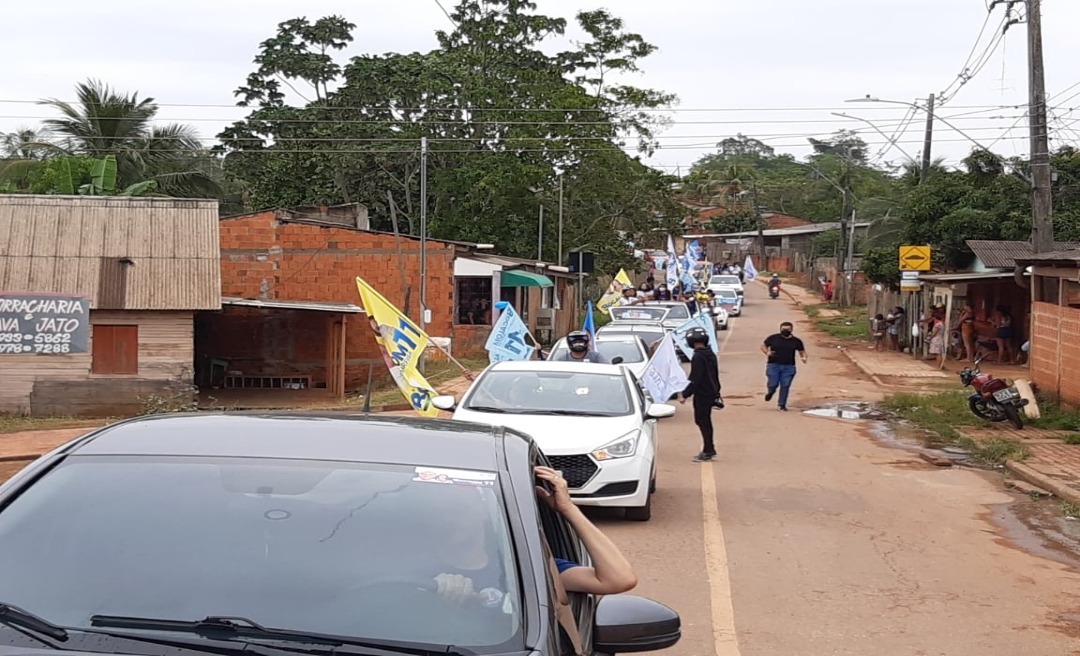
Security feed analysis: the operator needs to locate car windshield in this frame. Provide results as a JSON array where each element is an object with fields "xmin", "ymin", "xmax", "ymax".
[
  {"xmin": 549, "ymin": 339, "xmax": 645, "ymax": 364},
  {"xmin": 663, "ymin": 305, "xmax": 689, "ymax": 319},
  {"xmin": 464, "ymin": 370, "xmax": 634, "ymax": 416},
  {"xmin": 601, "ymin": 329, "xmax": 665, "ymax": 347},
  {"xmin": 716, "ymin": 290, "xmax": 738, "ymax": 299},
  {"xmin": 609, "ymin": 306, "xmax": 667, "ymax": 322},
  {"xmin": 710, "ymin": 276, "xmax": 741, "ymax": 286},
  {"xmin": 0, "ymin": 456, "xmax": 522, "ymax": 651}
]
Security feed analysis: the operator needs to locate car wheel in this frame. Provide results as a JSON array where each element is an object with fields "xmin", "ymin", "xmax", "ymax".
[
  {"xmin": 649, "ymin": 475, "xmax": 657, "ymax": 494},
  {"xmin": 625, "ymin": 494, "xmax": 651, "ymax": 521}
]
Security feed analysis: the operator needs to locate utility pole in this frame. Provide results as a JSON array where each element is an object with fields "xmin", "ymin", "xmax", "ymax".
[
  {"xmin": 920, "ymin": 93, "xmax": 935, "ymax": 183},
  {"xmin": 538, "ymin": 204, "xmax": 544, "ymax": 261},
  {"xmin": 419, "ymin": 136, "xmax": 429, "ymax": 373},
  {"xmin": 557, "ymin": 174, "xmax": 564, "ymax": 265},
  {"xmin": 750, "ymin": 180, "xmax": 765, "ymax": 271},
  {"xmin": 1026, "ymin": 0, "xmax": 1054, "ymax": 253},
  {"xmin": 838, "ymin": 164, "xmax": 853, "ymax": 306}
]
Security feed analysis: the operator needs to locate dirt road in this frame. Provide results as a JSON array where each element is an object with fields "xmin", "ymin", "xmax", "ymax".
[{"xmin": 594, "ymin": 283, "xmax": 1080, "ymax": 655}]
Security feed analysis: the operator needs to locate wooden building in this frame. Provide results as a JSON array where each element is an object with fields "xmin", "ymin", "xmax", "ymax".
[{"xmin": 0, "ymin": 196, "xmax": 221, "ymax": 417}]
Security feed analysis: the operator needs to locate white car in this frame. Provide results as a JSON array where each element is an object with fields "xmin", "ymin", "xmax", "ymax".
[
  {"xmin": 707, "ymin": 274, "xmax": 744, "ymax": 299},
  {"xmin": 546, "ymin": 333, "xmax": 651, "ymax": 379},
  {"xmin": 712, "ymin": 288, "xmax": 742, "ymax": 317},
  {"xmin": 433, "ymin": 360, "xmax": 676, "ymax": 521}
]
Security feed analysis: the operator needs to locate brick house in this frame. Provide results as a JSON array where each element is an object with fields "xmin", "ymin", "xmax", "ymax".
[
  {"xmin": 195, "ymin": 206, "xmax": 576, "ymax": 398},
  {"xmin": 0, "ymin": 195, "xmax": 221, "ymax": 417},
  {"xmin": 1015, "ymin": 250, "xmax": 1080, "ymax": 406}
]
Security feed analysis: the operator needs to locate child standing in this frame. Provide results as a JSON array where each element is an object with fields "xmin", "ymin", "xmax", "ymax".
[{"xmin": 871, "ymin": 314, "xmax": 886, "ymax": 351}]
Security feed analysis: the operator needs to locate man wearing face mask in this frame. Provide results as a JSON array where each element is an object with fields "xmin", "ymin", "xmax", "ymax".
[
  {"xmin": 552, "ymin": 330, "xmax": 609, "ymax": 363},
  {"xmin": 760, "ymin": 321, "xmax": 807, "ymax": 411}
]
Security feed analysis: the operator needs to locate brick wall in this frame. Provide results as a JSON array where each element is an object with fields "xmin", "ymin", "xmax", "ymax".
[
  {"xmin": 1030, "ymin": 301, "xmax": 1080, "ymax": 406},
  {"xmin": 210, "ymin": 212, "xmax": 471, "ymax": 391}
]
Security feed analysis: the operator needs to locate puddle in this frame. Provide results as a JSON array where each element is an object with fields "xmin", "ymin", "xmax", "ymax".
[
  {"xmin": 802, "ymin": 401, "xmax": 889, "ymax": 421},
  {"xmin": 991, "ymin": 496, "xmax": 1080, "ymax": 571}
]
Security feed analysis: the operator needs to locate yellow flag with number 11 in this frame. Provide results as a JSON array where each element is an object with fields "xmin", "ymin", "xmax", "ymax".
[{"xmin": 355, "ymin": 277, "xmax": 439, "ymax": 417}]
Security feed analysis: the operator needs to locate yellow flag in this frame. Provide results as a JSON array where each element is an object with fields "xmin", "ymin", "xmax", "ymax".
[
  {"xmin": 596, "ymin": 269, "xmax": 634, "ymax": 314},
  {"xmin": 355, "ymin": 277, "xmax": 439, "ymax": 417}
]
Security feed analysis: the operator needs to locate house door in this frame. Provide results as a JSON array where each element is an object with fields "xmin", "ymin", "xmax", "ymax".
[{"xmin": 326, "ymin": 315, "xmax": 347, "ymax": 399}]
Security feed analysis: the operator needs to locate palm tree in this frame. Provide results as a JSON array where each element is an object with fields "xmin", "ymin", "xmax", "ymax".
[
  {"xmin": 1, "ymin": 128, "xmax": 52, "ymax": 159},
  {"xmin": 39, "ymin": 79, "xmax": 224, "ymax": 198}
]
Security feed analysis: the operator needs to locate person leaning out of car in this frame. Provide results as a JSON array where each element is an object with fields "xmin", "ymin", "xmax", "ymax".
[{"xmin": 430, "ymin": 466, "xmax": 638, "ymax": 603}]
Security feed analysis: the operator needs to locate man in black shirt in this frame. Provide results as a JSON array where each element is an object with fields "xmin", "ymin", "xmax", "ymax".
[
  {"xmin": 679, "ymin": 327, "xmax": 723, "ymax": 462},
  {"xmin": 760, "ymin": 321, "xmax": 807, "ymax": 411}
]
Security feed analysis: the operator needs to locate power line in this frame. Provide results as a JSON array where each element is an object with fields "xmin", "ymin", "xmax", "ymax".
[{"xmin": 432, "ymin": 0, "xmax": 457, "ymax": 24}]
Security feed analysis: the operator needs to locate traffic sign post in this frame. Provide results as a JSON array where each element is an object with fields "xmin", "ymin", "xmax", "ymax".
[{"xmin": 899, "ymin": 245, "xmax": 931, "ymax": 271}]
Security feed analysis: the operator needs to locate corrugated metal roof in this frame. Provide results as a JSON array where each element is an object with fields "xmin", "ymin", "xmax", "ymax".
[
  {"xmin": 920, "ymin": 271, "xmax": 1024, "ymax": 283},
  {"xmin": 686, "ymin": 222, "xmax": 872, "ymax": 239},
  {"xmin": 965, "ymin": 239, "xmax": 1080, "ymax": 268},
  {"xmin": 1014, "ymin": 248, "xmax": 1080, "ymax": 264},
  {"xmin": 222, "ymin": 297, "xmax": 364, "ymax": 313},
  {"xmin": 0, "ymin": 195, "xmax": 221, "ymax": 310}
]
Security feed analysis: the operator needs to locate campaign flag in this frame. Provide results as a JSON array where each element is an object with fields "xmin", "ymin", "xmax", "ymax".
[
  {"xmin": 687, "ymin": 240, "xmax": 703, "ymax": 262},
  {"xmin": 665, "ymin": 235, "xmax": 679, "ymax": 289},
  {"xmin": 485, "ymin": 301, "xmax": 534, "ymax": 363},
  {"xmin": 355, "ymin": 277, "xmax": 439, "ymax": 417},
  {"xmin": 583, "ymin": 300, "xmax": 597, "ymax": 350},
  {"xmin": 641, "ymin": 333, "xmax": 690, "ymax": 403},
  {"xmin": 743, "ymin": 254, "xmax": 758, "ymax": 281},
  {"xmin": 597, "ymin": 268, "xmax": 633, "ymax": 314},
  {"xmin": 672, "ymin": 312, "xmax": 719, "ymax": 360}
]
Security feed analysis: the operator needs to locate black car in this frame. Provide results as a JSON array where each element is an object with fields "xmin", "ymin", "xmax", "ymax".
[{"xmin": 0, "ymin": 413, "xmax": 680, "ymax": 656}]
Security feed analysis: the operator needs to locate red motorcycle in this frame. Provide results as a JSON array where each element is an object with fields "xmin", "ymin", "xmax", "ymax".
[{"xmin": 959, "ymin": 356, "xmax": 1028, "ymax": 429}]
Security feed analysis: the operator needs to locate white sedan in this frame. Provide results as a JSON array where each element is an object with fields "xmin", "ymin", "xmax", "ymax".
[
  {"xmin": 545, "ymin": 333, "xmax": 651, "ymax": 379},
  {"xmin": 433, "ymin": 361, "xmax": 676, "ymax": 521}
]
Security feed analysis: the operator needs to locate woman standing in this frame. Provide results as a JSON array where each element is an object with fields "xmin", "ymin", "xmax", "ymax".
[
  {"xmin": 953, "ymin": 302, "xmax": 976, "ymax": 362},
  {"xmin": 993, "ymin": 306, "xmax": 1016, "ymax": 364},
  {"xmin": 928, "ymin": 313, "xmax": 946, "ymax": 370}
]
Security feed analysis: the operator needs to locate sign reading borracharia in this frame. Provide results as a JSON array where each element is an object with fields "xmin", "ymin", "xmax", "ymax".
[{"xmin": 0, "ymin": 294, "xmax": 90, "ymax": 355}]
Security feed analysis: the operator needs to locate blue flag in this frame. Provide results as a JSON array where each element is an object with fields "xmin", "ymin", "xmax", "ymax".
[
  {"xmin": 583, "ymin": 300, "xmax": 597, "ymax": 350},
  {"xmin": 672, "ymin": 312, "xmax": 719, "ymax": 360},
  {"xmin": 485, "ymin": 301, "xmax": 535, "ymax": 363}
]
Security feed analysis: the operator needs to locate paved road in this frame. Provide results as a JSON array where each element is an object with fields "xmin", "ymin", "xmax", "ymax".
[{"xmin": 592, "ymin": 283, "xmax": 1080, "ymax": 655}]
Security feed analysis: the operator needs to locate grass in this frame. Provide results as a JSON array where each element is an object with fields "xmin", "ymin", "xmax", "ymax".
[
  {"xmin": 880, "ymin": 390, "xmax": 1028, "ymax": 465},
  {"xmin": 1063, "ymin": 501, "xmax": 1080, "ymax": 519},
  {"xmin": 808, "ymin": 304, "xmax": 871, "ymax": 340},
  {"xmin": 350, "ymin": 357, "xmax": 489, "ymax": 408},
  {"xmin": 1026, "ymin": 393, "xmax": 1080, "ymax": 431},
  {"xmin": 0, "ymin": 415, "xmax": 109, "ymax": 434}
]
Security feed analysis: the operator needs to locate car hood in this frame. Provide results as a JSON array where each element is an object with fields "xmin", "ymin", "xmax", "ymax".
[{"xmin": 452, "ymin": 409, "xmax": 642, "ymax": 454}]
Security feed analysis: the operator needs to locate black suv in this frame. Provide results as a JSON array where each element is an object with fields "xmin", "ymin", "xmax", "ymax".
[{"xmin": 0, "ymin": 413, "xmax": 680, "ymax": 656}]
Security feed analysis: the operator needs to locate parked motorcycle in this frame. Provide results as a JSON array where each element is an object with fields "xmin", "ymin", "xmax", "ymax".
[{"xmin": 959, "ymin": 356, "xmax": 1028, "ymax": 429}]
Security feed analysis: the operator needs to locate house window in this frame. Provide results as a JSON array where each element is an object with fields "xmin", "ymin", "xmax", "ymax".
[
  {"xmin": 455, "ymin": 277, "xmax": 492, "ymax": 325},
  {"xmin": 1035, "ymin": 276, "xmax": 1059, "ymax": 304},
  {"xmin": 92, "ymin": 325, "xmax": 138, "ymax": 375},
  {"xmin": 1064, "ymin": 280, "xmax": 1080, "ymax": 308},
  {"xmin": 541, "ymin": 284, "xmax": 561, "ymax": 310}
]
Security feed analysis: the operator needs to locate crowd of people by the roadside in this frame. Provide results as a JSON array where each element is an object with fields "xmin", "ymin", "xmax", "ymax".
[
  {"xmin": 617, "ymin": 278, "xmax": 719, "ymax": 314},
  {"xmin": 870, "ymin": 302, "xmax": 1025, "ymax": 368}
]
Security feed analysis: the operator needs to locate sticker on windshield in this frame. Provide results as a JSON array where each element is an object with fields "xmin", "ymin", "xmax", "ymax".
[
  {"xmin": 413, "ymin": 467, "xmax": 496, "ymax": 487},
  {"xmin": 574, "ymin": 387, "xmax": 590, "ymax": 395}
]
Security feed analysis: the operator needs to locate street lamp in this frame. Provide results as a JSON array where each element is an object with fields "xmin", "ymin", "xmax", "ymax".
[{"xmin": 831, "ymin": 111, "xmax": 918, "ymax": 164}]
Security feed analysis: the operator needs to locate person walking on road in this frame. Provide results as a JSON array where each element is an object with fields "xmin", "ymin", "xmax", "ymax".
[
  {"xmin": 679, "ymin": 327, "xmax": 723, "ymax": 462},
  {"xmin": 761, "ymin": 321, "xmax": 807, "ymax": 411}
]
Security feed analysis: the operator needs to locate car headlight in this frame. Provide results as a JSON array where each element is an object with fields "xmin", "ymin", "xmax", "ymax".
[{"xmin": 592, "ymin": 431, "xmax": 640, "ymax": 460}]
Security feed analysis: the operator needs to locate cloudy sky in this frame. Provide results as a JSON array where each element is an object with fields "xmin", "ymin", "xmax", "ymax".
[{"xmin": 3, "ymin": 0, "xmax": 1079, "ymax": 173}]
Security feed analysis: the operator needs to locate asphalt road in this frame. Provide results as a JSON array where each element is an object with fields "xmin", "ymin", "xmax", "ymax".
[{"xmin": 590, "ymin": 282, "xmax": 1080, "ymax": 656}]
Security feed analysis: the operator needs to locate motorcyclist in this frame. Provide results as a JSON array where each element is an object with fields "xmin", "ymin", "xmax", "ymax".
[
  {"xmin": 553, "ymin": 330, "xmax": 609, "ymax": 363},
  {"xmin": 767, "ymin": 273, "xmax": 781, "ymax": 297}
]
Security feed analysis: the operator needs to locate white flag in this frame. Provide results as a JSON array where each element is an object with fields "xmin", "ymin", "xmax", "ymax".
[
  {"xmin": 641, "ymin": 333, "xmax": 690, "ymax": 403},
  {"xmin": 743, "ymin": 254, "xmax": 758, "ymax": 281},
  {"xmin": 665, "ymin": 234, "xmax": 679, "ymax": 289}
]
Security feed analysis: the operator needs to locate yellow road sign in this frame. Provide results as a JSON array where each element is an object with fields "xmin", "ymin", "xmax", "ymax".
[{"xmin": 899, "ymin": 245, "xmax": 931, "ymax": 271}]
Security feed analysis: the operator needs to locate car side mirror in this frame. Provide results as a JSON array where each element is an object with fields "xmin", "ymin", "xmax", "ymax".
[
  {"xmin": 645, "ymin": 403, "xmax": 676, "ymax": 419},
  {"xmin": 431, "ymin": 395, "xmax": 457, "ymax": 411},
  {"xmin": 593, "ymin": 595, "xmax": 681, "ymax": 653},
  {"xmin": 611, "ymin": 356, "xmax": 625, "ymax": 365}
]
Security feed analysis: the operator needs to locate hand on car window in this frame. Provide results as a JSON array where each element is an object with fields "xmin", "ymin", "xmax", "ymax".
[{"xmin": 534, "ymin": 466, "xmax": 574, "ymax": 514}]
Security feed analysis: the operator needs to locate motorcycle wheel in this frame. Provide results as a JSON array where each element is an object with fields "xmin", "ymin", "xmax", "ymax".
[
  {"xmin": 1003, "ymin": 404, "xmax": 1024, "ymax": 430},
  {"xmin": 968, "ymin": 396, "xmax": 1006, "ymax": 423}
]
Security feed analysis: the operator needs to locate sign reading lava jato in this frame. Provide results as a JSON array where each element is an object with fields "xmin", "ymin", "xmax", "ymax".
[{"xmin": 0, "ymin": 293, "xmax": 90, "ymax": 355}]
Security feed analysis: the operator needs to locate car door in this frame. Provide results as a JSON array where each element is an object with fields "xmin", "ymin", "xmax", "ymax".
[
  {"xmin": 530, "ymin": 447, "xmax": 597, "ymax": 655},
  {"xmin": 629, "ymin": 371, "xmax": 659, "ymax": 454}
]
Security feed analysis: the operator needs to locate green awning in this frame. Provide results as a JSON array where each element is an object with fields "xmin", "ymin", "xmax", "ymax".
[{"xmin": 501, "ymin": 269, "xmax": 554, "ymax": 288}]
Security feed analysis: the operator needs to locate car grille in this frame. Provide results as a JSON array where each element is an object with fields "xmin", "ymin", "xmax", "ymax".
[
  {"xmin": 576, "ymin": 481, "xmax": 639, "ymax": 498},
  {"xmin": 547, "ymin": 454, "xmax": 599, "ymax": 489}
]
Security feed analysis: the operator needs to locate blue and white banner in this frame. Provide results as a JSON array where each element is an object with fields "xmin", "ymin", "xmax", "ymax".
[
  {"xmin": 485, "ymin": 301, "xmax": 535, "ymax": 363},
  {"xmin": 641, "ymin": 333, "xmax": 690, "ymax": 402},
  {"xmin": 665, "ymin": 234, "xmax": 679, "ymax": 289},
  {"xmin": 743, "ymin": 254, "xmax": 758, "ymax": 281},
  {"xmin": 583, "ymin": 300, "xmax": 597, "ymax": 350},
  {"xmin": 672, "ymin": 311, "xmax": 719, "ymax": 360},
  {"xmin": 687, "ymin": 240, "xmax": 703, "ymax": 262}
]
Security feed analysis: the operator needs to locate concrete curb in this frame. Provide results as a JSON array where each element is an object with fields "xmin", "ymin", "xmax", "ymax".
[
  {"xmin": 838, "ymin": 348, "xmax": 886, "ymax": 388},
  {"xmin": 1004, "ymin": 459, "xmax": 1080, "ymax": 506}
]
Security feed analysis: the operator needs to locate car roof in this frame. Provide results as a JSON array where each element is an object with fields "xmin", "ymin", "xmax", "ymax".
[
  {"xmin": 66, "ymin": 412, "xmax": 513, "ymax": 470},
  {"xmin": 487, "ymin": 360, "xmax": 628, "ymax": 375},
  {"xmin": 598, "ymin": 323, "xmax": 664, "ymax": 331}
]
